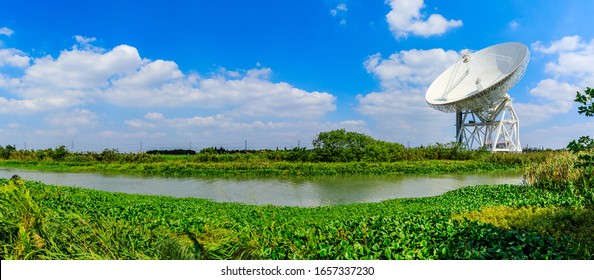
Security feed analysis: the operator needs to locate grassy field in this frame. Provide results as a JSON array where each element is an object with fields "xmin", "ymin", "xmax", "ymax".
[
  {"xmin": 0, "ymin": 143, "xmax": 556, "ymax": 177},
  {"xmin": 0, "ymin": 159, "xmax": 520, "ymax": 177},
  {"xmin": 1, "ymin": 147, "xmax": 591, "ymax": 260},
  {"xmin": 1, "ymin": 176, "xmax": 592, "ymax": 260}
]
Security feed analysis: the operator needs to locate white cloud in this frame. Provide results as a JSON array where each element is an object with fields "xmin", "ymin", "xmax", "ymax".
[
  {"xmin": 35, "ymin": 127, "xmax": 78, "ymax": 137},
  {"xmin": 515, "ymin": 79, "xmax": 580, "ymax": 125},
  {"xmin": 364, "ymin": 48, "xmax": 459, "ymax": 89},
  {"xmin": 0, "ymin": 48, "xmax": 30, "ymax": 68},
  {"xmin": 144, "ymin": 112, "xmax": 164, "ymax": 120},
  {"xmin": 331, "ymin": 3, "xmax": 348, "ymax": 16},
  {"xmin": 0, "ymin": 40, "xmax": 336, "ymax": 120},
  {"xmin": 24, "ymin": 44, "xmax": 142, "ymax": 91},
  {"xmin": 73, "ymin": 35, "xmax": 105, "ymax": 53},
  {"xmin": 330, "ymin": 3, "xmax": 348, "ymax": 25},
  {"xmin": 45, "ymin": 108, "xmax": 99, "ymax": 127},
  {"xmin": 532, "ymin": 35, "xmax": 586, "ymax": 54},
  {"xmin": 0, "ymin": 37, "xmax": 341, "ymax": 150},
  {"xmin": 544, "ymin": 40, "xmax": 594, "ymax": 83},
  {"xmin": 385, "ymin": 0, "xmax": 462, "ymax": 38},
  {"xmin": 358, "ymin": 48, "xmax": 460, "ymax": 145},
  {"xmin": 105, "ymin": 65, "xmax": 336, "ymax": 118},
  {"xmin": 339, "ymin": 120, "xmax": 366, "ymax": 127},
  {"xmin": 0, "ymin": 97, "xmax": 44, "ymax": 114},
  {"xmin": 519, "ymin": 36, "xmax": 594, "ymax": 126},
  {"xmin": 163, "ymin": 114, "xmax": 226, "ymax": 128},
  {"xmin": 124, "ymin": 119, "xmax": 156, "ymax": 129},
  {"xmin": 0, "ymin": 27, "xmax": 14, "ymax": 36},
  {"xmin": 522, "ymin": 120, "xmax": 594, "ymax": 149},
  {"xmin": 115, "ymin": 112, "xmax": 367, "ymax": 150},
  {"xmin": 0, "ymin": 44, "xmax": 144, "ymax": 112}
]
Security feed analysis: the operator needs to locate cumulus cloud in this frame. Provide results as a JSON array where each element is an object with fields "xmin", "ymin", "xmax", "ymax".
[
  {"xmin": 364, "ymin": 48, "xmax": 459, "ymax": 89},
  {"xmin": 385, "ymin": 0, "xmax": 462, "ymax": 38},
  {"xmin": 532, "ymin": 35, "xmax": 586, "ymax": 54},
  {"xmin": 0, "ymin": 36, "xmax": 342, "ymax": 149},
  {"xmin": 515, "ymin": 79, "xmax": 581, "ymax": 125},
  {"xmin": 0, "ymin": 48, "xmax": 30, "ymax": 68},
  {"xmin": 45, "ymin": 108, "xmax": 99, "ymax": 127},
  {"xmin": 106, "ymin": 64, "xmax": 336, "ymax": 119},
  {"xmin": 518, "ymin": 36, "xmax": 594, "ymax": 125},
  {"xmin": 357, "ymin": 48, "xmax": 460, "ymax": 144},
  {"xmin": 0, "ymin": 27, "xmax": 14, "ymax": 36},
  {"xmin": 543, "ymin": 40, "xmax": 594, "ymax": 83},
  {"xmin": 144, "ymin": 112, "xmax": 164, "ymax": 120},
  {"xmin": 0, "ymin": 40, "xmax": 336, "ymax": 119}
]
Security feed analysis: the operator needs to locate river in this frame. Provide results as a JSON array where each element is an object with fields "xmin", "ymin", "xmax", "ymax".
[{"xmin": 0, "ymin": 168, "xmax": 523, "ymax": 207}]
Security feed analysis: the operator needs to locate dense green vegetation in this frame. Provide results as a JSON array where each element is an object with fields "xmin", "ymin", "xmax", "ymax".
[
  {"xmin": 0, "ymin": 158, "xmax": 523, "ymax": 177},
  {"xmin": 0, "ymin": 136, "xmax": 557, "ymax": 177},
  {"xmin": 1, "ymin": 176, "xmax": 592, "ymax": 260},
  {"xmin": 1, "ymin": 88, "xmax": 591, "ymax": 260}
]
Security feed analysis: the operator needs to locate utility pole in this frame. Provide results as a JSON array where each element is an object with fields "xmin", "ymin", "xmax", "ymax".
[
  {"xmin": 244, "ymin": 140, "xmax": 247, "ymax": 151},
  {"xmin": 140, "ymin": 141, "xmax": 143, "ymax": 152}
]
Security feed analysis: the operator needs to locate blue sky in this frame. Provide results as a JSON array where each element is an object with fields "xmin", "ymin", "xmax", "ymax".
[{"xmin": 1, "ymin": 0, "xmax": 593, "ymax": 151}]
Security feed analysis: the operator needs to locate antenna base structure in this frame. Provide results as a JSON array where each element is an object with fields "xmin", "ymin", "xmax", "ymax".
[
  {"xmin": 425, "ymin": 42, "xmax": 529, "ymax": 153},
  {"xmin": 455, "ymin": 95, "xmax": 521, "ymax": 152}
]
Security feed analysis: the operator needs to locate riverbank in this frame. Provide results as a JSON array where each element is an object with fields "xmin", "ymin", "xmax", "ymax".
[
  {"xmin": 1, "ymin": 177, "xmax": 592, "ymax": 260},
  {"xmin": 0, "ymin": 167, "xmax": 522, "ymax": 206},
  {"xmin": 0, "ymin": 159, "xmax": 520, "ymax": 177}
]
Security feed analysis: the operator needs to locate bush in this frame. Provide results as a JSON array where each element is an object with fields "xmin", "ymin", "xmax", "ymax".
[
  {"xmin": 312, "ymin": 129, "xmax": 405, "ymax": 162},
  {"xmin": 523, "ymin": 152, "xmax": 582, "ymax": 191}
]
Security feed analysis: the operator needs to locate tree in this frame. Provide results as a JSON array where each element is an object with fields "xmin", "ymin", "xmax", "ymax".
[
  {"xmin": 312, "ymin": 129, "xmax": 404, "ymax": 162},
  {"xmin": 0, "ymin": 145, "xmax": 16, "ymax": 159},
  {"xmin": 566, "ymin": 87, "xmax": 594, "ymax": 187},
  {"xmin": 575, "ymin": 87, "xmax": 594, "ymax": 117}
]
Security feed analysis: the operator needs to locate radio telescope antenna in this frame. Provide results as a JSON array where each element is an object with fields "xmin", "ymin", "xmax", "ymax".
[{"xmin": 425, "ymin": 42, "xmax": 529, "ymax": 152}]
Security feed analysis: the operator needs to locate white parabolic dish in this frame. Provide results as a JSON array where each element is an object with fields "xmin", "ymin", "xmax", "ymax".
[{"xmin": 425, "ymin": 42, "xmax": 529, "ymax": 113}]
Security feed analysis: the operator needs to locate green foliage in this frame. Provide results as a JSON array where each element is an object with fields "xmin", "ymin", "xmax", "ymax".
[
  {"xmin": 0, "ymin": 145, "xmax": 17, "ymax": 159},
  {"xmin": 0, "ymin": 159, "xmax": 517, "ymax": 177},
  {"xmin": 311, "ymin": 129, "xmax": 405, "ymax": 162},
  {"xmin": 575, "ymin": 87, "xmax": 594, "ymax": 117},
  {"xmin": 455, "ymin": 205, "xmax": 594, "ymax": 257},
  {"xmin": 0, "ymin": 130, "xmax": 562, "ymax": 178},
  {"xmin": 523, "ymin": 151, "xmax": 582, "ymax": 191},
  {"xmin": 1, "ymin": 178, "xmax": 592, "ymax": 260},
  {"xmin": 566, "ymin": 87, "xmax": 594, "ymax": 188},
  {"xmin": 526, "ymin": 87, "xmax": 594, "ymax": 192}
]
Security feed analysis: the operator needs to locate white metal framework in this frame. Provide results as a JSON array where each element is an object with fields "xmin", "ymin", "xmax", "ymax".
[
  {"xmin": 425, "ymin": 42, "xmax": 529, "ymax": 153},
  {"xmin": 456, "ymin": 95, "xmax": 521, "ymax": 152}
]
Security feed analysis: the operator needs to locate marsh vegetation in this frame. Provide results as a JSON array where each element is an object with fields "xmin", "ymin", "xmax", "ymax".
[{"xmin": 1, "ymin": 88, "xmax": 592, "ymax": 260}]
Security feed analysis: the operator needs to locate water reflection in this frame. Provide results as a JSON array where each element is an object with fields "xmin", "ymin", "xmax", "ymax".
[{"xmin": 0, "ymin": 168, "xmax": 522, "ymax": 207}]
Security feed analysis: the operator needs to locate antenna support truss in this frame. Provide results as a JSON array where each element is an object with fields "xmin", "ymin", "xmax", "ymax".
[{"xmin": 455, "ymin": 94, "xmax": 521, "ymax": 152}]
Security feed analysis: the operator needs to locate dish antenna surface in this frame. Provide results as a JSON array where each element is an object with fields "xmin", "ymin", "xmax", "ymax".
[{"xmin": 425, "ymin": 42, "xmax": 529, "ymax": 152}]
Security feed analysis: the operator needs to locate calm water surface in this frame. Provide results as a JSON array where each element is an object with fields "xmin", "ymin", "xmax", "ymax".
[{"xmin": 0, "ymin": 168, "xmax": 523, "ymax": 207}]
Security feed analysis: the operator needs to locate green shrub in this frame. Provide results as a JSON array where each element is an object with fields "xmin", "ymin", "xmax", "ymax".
[{"xmin": 523, "ymin": 151, "xmax": 582, "ymax": 191}]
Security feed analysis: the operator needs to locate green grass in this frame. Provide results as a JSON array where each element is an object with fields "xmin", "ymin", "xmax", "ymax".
[
  {"xmin": 0, "ymin": 159, "xmax": 518, "ymax": 177},
  {"xmin": 1, "ymin": 177, "xmax": 592, "ymax": 260}
]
